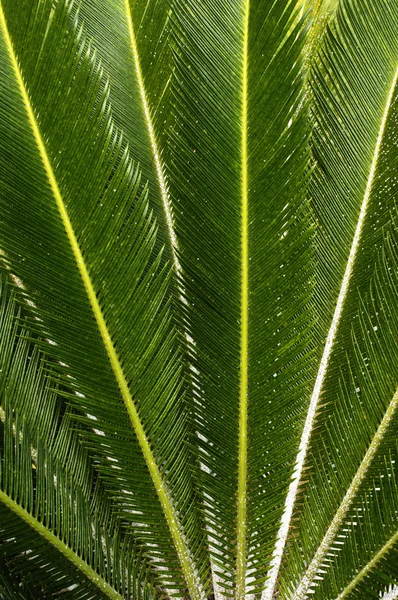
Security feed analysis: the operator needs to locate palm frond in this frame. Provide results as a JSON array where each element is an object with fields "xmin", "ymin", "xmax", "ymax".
[
  {"xmin": 286, "ymin": 231, "xmax": 398, "ymax": 598},
  {"xmin": 324, "ymin": 446, "xmax": 398, "ymax": 600},
  {"xmin": 0, "ymin": 277, "xmax": 155, "ymax": 600},
  {"xmin": 76, "ymin": 0, "xmax": 177, "ymax": 271},
  {"xmin": 169, "ymin": 0, "xmax": 316, "ymax": 595},
  {"xmin": 0, "ymin": 0, "xmax": 397, "ymax": 597},
  {"xmin": 271, "ymin": 0, "xmax": 398, "ymax": 596},
  {"xmin": 0, "ymin": 0, "xmax": 205, "ymax": 595}
]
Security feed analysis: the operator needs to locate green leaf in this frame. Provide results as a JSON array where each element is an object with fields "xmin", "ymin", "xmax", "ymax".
[
  {"xmin": 76, "ymin": 0, "xmax": 178, "ymax": 274},
  {"xmin": 299, "ymin": 0, "xmax": 340, "ymax": 67},
  {"xmin": 169, "ymin": 0, "xmax": 316, "ymax": 595},
  {"xmin": 0, "ymin": 277, "xmax": 155, "ymax": 600},
  {"xmin": 0, "ymin": 0, "xmax": 397, "ymax": 597},
  {"xmin": 0, "ymin": 0, "xmax": 204, "ymax": 595},
  {"xmin": 270, "ymin": 0, "xmax": 398, "ymax": 597}
]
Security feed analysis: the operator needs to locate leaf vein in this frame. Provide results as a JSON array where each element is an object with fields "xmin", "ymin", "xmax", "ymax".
[
  {"xmin": 124, "ymin": 0, "xmax": 181, "ymax": 274},
  {"xmin": 236, "ymin": 1, "xmax": 250, "ymax": 596}
]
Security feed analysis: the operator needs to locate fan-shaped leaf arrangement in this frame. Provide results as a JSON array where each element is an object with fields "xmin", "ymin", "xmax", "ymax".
[{"xmin": 0, "ymin": 0, "xmax": 397, "ymax": 598}]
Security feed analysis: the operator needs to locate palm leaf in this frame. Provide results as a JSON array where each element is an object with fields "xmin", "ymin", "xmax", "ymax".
[
  {"xmin": 284, "ymin": 0, "xmax": 340, "ymax": 79},
  {"xmin": 0, "ymin": 0, "xmax": 397, "ymax": 597},
  {"xmin": 169, "ymin": 0, "xmax": 316, "ymax": 595},
  {"xmin": 0, "ymin": 0, "xmax": 205, "ymax": 595},
  {"xmin": 279, "ymin": 231, "xmax": 398, "ymax": 598},
  {"xmin": 0, "ymin": 277, "xmax": 156, "ymax": 599},
  {"xmin": 270, "ymin": 0, "xmax": 398, "ymax": 597},
  {"xmin": 75, "ymin": 0, "xmax": 177, "ymax": 273}
]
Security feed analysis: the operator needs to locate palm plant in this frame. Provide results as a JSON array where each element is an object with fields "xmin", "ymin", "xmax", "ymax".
[{"xmin": 0, "ymin": 0, "xmax": 397, "ymax": 597}]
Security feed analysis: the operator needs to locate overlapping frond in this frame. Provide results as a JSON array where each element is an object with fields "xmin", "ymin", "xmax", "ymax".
[
  {"xmin": 273, "ymin": 0, "xmax": 398, "ymax": 596},
  {"xmin": 298, "ymin": 0, "xmax": 339, "ymax": 66},
  {"xmin": 67, "ymin": 4, "xmax": 212, "ymax": 586},
  {"xmin": 282, "ymin": 230, "xmax": 398, "ymax": 599},
  {"xmin": 0, "ymin": 0, "xmax": 206, "ymax": 595},
  {"xmin": 0, "ymin": 277, "xmax": 156, "ymax": 599},
  {"xmin": 309, "ymin": 239, "xmax": 398, "ymax": 600},
  {"xmin": 169, "ymin": 0, "xmax": 316, "ymax": 595},
  {"xmin": 0, "ymin": 0, "xmax": 396, "ymax": 598}
]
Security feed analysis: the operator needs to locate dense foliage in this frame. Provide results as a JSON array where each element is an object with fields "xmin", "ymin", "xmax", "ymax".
[{"xmin": 0, "ymin": 0, "xmax": 397, "ymax": 598}]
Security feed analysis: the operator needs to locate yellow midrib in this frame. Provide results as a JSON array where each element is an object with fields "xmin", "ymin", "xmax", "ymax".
[
  {"xmin": 0, "ymin": 5, "xmax": 199, "ymax": 598},
  {"xmin": 236, "ymin": 1, "xmax": 250, "ymax": 597},
  {"xmin": 0, "ymin": 490, "xmax": 123, "ymax": 600}
]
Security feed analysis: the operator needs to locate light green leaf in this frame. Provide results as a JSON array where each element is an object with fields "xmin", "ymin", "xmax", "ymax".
[
  {"xmin": 76, "ymin": 0, "xmax": 177, "ymax": 273},
  {"xmin": 0, "ymin": 277, "xmax": 155, "ymax": 600},
  {"xmin": 299, "ymin": 0, "xmax": 339, "ymax": 66},
  {"xmin": 272, "ymin": 0, "xmax": 398, "ymax": 597}
]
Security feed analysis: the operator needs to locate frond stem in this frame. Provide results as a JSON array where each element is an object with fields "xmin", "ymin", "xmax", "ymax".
[{"xmin": 236, "ymin": 1, "xmax": 250, "ymax": 597}]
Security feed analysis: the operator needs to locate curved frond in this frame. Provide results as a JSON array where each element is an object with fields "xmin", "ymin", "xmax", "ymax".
[
  {"xmin": 333, "ymin": 457, "xmax": 398, "ymax": 600},
  {"xmin": 290, "ymin": 231, "xmax": 398, "ymax": 598},
  {"xmin": 0, "ymin": 1, "xmax": 204, "ymax": 595}
]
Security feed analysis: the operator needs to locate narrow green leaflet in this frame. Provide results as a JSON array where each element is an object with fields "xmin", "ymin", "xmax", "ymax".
[
  {"xmin": 0, "ymin": 562, "xmax": 33, "ymax": 600},
  {"xmin": 321, "ymin": 417, "xmax": 398, "ymax": 599},
  {"xmin": 169, "ymin": 0, "xmax": 315, "ymax": 595},
  {"xmin": 285, "ymin": 234, "xmax": 398, "ymax": 599},
  {"xmin": 299, "ymin": 0, "xmax": 339, "ymax": 67},
  {"xmin": 270, "ymin": 1, "xmax": 398, "ymax": 597},
  {"xmin": 0, "ymin": 0, "xmax": 205, "ymax": 595}
]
